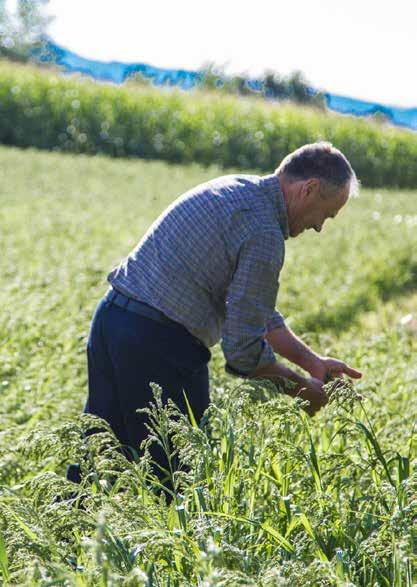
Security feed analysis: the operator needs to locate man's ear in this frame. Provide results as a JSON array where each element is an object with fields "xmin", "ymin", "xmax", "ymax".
[{"xmin": 303, "ymin": 178, "xmax": 320, "ymax": 199}]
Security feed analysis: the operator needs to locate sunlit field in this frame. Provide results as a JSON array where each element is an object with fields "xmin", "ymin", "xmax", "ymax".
[{"xmin": 0, "ymin": 145, "xmax": 416, "ymax": 585}]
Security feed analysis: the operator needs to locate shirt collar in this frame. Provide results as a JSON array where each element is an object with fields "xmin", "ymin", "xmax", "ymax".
[{"xmin": 260, "ymin": 173, "xmax": 289, "ymax": 239}]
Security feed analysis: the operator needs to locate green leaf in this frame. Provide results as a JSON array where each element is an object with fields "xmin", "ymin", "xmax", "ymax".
[
  {"xmin": 260, "ymin": 522, "xmax": 295, "ymax": 553},
  {"xmin": 0, "ymin": 530, "xmax": 10, "ymax": 584},
  {"xmin": 182, "ymin": 390, "xmax": 198, "ymax": 428},
  {"xmin": 7, "ymin": 509, "xmax": 38, "ymax": 542}
]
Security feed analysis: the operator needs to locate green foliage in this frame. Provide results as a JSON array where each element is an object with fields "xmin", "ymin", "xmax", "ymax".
[
  {"xmin": 0, "ymin": 146, "xmax": 416, "ymax": 584},
  {"xmin": 196, "ymin": 63, "xmax": 325, "ymax": 107},
  {"xmin": 0, "ymin": 61, "xmax": 417, "ymax": 188}
]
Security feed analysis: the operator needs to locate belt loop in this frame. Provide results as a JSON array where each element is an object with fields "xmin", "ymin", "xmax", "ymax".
[{"xmin": 117, "ymin": 293, "xmax": 129, "ymax": 310}]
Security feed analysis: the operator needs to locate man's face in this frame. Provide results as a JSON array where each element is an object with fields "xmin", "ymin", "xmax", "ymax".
[{"xmin": 289, "ymin": 179, "xmax": 350, "ymax": 237}]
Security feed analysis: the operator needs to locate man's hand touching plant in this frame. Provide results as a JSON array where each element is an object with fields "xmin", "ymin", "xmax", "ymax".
[{"xmin": 308, "ymin": 356, "xmax": 362, "ymax": 383}]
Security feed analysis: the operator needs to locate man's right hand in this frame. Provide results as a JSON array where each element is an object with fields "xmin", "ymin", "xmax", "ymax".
[
  {"xmin": 248, "ymin": 362, "xmax": 328, "ymax": 417},
  {"xmin": 291, "ymin": 377, "xmax": 328, "ymax": 416}
]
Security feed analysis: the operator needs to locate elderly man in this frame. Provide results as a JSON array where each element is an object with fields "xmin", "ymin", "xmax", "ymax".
[{"xmin": 68, "ymin": 141, "xmax": 362, "ymax": 484}]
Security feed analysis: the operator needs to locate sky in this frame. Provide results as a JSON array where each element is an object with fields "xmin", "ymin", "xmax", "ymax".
[{"xmin": 37, "ymin": 0, "xmax": 417, "ymax": 107}]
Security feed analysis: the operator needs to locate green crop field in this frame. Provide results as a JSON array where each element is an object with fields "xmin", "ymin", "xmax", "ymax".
[{"xmin": 0, "ymin": 145, "xmax": 416, "ymax": 585}]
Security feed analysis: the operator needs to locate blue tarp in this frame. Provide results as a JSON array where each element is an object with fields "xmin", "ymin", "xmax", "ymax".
[
  {"xmin": 32, "ymin": 39, "xmax": 203, "ymax": 89},
  {"xmin": 32, "ymin": 39, "xmax": 417, "ymax": 132},
  {"xmin": 324, "ymin": 93, "xmax": 417, "ymax": 131}
]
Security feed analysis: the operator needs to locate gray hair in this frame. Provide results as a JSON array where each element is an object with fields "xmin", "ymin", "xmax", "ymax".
[{"xmin": 276, "ymin": 141, "xmax": 359, "ymax": 197}]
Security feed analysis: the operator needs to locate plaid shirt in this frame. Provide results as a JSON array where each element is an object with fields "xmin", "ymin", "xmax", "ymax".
[{"xmin": 108, "ymin": 173, "xmax": 289, "ymax": 376}]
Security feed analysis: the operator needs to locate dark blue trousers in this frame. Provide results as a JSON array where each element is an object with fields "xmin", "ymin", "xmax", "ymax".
[{"xmin": 68, "ymin": 292, "xmax": 211, "ymax": 485}]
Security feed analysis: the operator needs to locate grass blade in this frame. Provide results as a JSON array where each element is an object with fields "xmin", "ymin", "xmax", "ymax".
[{"xmin": 0, "ymin": 530, "xmax": 10, "ymax": 584}]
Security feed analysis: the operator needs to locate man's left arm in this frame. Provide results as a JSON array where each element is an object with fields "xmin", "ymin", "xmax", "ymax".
[{"xmin": 265, "ymin": 323, "xmax": 362, "ymax": 382}]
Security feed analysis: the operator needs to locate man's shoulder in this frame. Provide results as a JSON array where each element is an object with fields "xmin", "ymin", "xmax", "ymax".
[
  {"xmin": 165, "ymin": 174, "xmax": 263, "ymax": 222},
  {"xmin": 182, "ymin": 173, "xmax": 262, "ymax": 199},
  {"xmin": 207, "ymin": 173, "xmax": 262, "ymax": 191}
]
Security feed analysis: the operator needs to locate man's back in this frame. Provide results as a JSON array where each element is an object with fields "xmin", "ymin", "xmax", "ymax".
[{"xmin": 108, "ymin": 173, "xmax": 289, "ymax": 373}]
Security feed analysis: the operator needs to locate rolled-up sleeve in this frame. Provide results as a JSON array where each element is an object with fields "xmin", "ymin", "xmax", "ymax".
[
  {"xmin": 266, "ymin": 309, "xmax": 286, "ymax": 332},
  {"xmin": 221, "ymin": 229, "xmax": 284, "ymax": 376}
]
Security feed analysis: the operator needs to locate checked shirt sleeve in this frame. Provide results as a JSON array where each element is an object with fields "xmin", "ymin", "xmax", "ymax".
[
  {"xmin": 221, "ymin": 229, "xmax": 284, "ymax": 377},
  {"xmin": 266, "ymin": 309, "xmax": 286, "ymax": 332}
]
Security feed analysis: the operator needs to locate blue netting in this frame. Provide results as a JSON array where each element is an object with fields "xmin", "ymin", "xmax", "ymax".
[
  {"xmin": 325, "ymin": 93, "xmax": 417, "ymax": 131},
  {"xmin": 31, "ymin": 39, "xmax": 417, "ymax": 131},
  {"xmin": 31, "ymin": 38, "xmax": 203, "ymax": 88}
]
